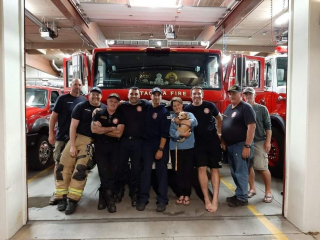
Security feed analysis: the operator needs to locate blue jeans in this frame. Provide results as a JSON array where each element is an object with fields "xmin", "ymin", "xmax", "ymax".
[{"xmin": 227, "ymin": 141, "xmax": 254, "ymax": 202}]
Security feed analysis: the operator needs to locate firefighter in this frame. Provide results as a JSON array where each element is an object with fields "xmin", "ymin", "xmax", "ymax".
[
  {"xmin": 91, "ymin": 93, "xmax": 125, "ymax": 213},
  {"xmin": 184, "ymin": 86, "xmax": 223, "ymax": 212},
  {"xmin": 114, "ymin": 87, "xmax": 148, "ymax": 207},
  {"xmin": 136, "ymin": 87, "xmax": 171, "ymax": 212},
  {"xmin": 55, "ymin": 87, "xmax": 106, "ymax": 215},
  {"xmin": 48, "ymin": 78, "xmax": 86, "ymax": 205}
]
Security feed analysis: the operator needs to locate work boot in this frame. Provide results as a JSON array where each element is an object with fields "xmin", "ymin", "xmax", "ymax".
[
  {"xmin": 156, "ymin": 202, "xmax": 166, "ymax": 212},
  {"xmin": 65, "ymin": 199, "xmax": 78, "ymax": 215},
  {"xmin": 136, "ymin": 202, "xmax": 146, "ymax": 211},
  {"xmin": 49, "ymin": 192, "xmax": 58, "ymax": 205},
  {"xmin": 226, "ymin": 195, "xmax": 237, "ymax": 203},
  {"xmin": 57, "ymin": 196, "xmax": 67, "ymax": 211},
  {"xmin": 97, "ymin": 188, "xmax": 107, "ymax": 210},
  {"xmin": 114, "ymin": 188, "xmax": 124, "ymax": 203},
  {"xmin": 228, "ymin": 197, "xmax": 248, "ymax": 207},
  {"xmin": 106, "ymin": 190, "xmax": 116, "ymax": 213},
  {"xmin": 131, "ymin": 193, "xmax": 138, "ymax": 207}
]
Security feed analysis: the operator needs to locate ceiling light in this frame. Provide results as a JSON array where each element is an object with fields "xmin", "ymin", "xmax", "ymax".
[
  {"xmin": 129, "ymin": 0, "xmax": 182, "ymax": 8},
  {"xmin": 262, "ymin": 32, "xmax": 267, "ymax": 36},
  {"xmin": 107, "ymin": 40, "xmax": 115, "ymax": 45},
  {"xmin": 275, "ymin": 12, "xmax": 289, "ymax": 25},
  {"xmin": 150, "ymin": 33, "xmax": 153, "ymax": 38},
  {"xmin": 248, "ymin": 36, "xmax": 252, "ymax": 39}
]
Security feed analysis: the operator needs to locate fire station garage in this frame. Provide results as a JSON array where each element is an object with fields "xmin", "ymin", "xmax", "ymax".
[{"xmin": 0, "ymin": 0, "xmax": 319, "ymax": 239}]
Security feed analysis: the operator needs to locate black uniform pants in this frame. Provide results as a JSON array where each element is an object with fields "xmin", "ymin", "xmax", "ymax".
[
  {"xmin": 139, "ymin": 140, "xmax": 169, "ymax": 204},
  {"xmin": 115, "ymin": 138, "xmax": 143, "ymax": 194},
  {"xmin": 95, "ymin": 141, "xmax": 120, "ymax": 191},
  {"xmin": 170, "ymin": 148, "xmax": 194, "ymax": 197}
]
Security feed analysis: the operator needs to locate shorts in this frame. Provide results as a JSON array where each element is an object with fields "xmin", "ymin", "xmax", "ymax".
[
  {"xmin": 194, "ymin": 133, "xmax": 222, "ymax": 169},
  {"xmin": 251, "ymin": 140, "xmax": 268, "ymax": 170},
  {"xmin": 53, "ymin": 140, "xmax": 66, "ymax": 164}
]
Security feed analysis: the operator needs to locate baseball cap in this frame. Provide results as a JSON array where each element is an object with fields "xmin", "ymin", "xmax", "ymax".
[
  {"xmin": 227, "ymin": 85, "xmax": 242, "ymax": 93},
  {"xmin": 151, "ymin": 87, "xmax": 162, "ymax": 94},
  {"xmin": 90, "ymin": 87, "xmax": 102, "ymax": 94},
  {"xmin": 243, "ymin": 87, "xmax": 256, "ymax": 94},
  {"xmin": 108, "ymin": 93, "xmax": 120, "ymax": 101}
]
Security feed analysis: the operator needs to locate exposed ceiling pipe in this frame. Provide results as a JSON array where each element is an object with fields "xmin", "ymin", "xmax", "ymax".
[
  {"xmin": 25, "ymin": 9, "xmax": 48, "ymax": 31},
  {"xmin": 50, "ymin": 60, "xmax": 63, "ymax": 76}
]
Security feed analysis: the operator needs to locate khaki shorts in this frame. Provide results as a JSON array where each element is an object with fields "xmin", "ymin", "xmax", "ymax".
[
  {"xmin": 53, "ymin": 141, "xmax": 66, "ymax": 164},
  {"xmin": 252, "ymin": 141, "xmax": 269, "ymax": 171}
]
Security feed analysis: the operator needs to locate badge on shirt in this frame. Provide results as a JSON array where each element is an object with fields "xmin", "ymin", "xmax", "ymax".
[
  {"xmin": 113, "ymin": 118, "xmax": 119, "ymax": 124},
  {"xmin": 137, "ymin": 106, "xmax": 142, "ymax": 112},
  {"xmin": 231, "ymin": 112, "xmax": 237, "ymax": 118},
  {"xmin": 152, "ymin": 113, "xmax": 158, "ymax": 119},
  {"xmin": 204, "ymin": 108, "xmax": 210, "ymax": 114}
]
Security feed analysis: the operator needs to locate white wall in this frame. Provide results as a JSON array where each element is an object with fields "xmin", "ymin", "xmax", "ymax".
[
  {"xmin": 0, "ymin": 0, "xmax": 27, "ymax": 239},
  {"xmin": 285, "ymin": 0, "xmax": 320, "ymax": 232}
]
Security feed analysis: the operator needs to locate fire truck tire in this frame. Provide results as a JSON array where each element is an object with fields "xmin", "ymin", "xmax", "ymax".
[
  {"xmin": 268, "ymin": 127, "xmax": 284, "ymax": 178},
  {"xmin": 28, "ymin": 134, "xmax": 53, "ymax": 170}
]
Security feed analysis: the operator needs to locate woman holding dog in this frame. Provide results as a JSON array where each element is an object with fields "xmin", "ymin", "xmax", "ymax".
[{"xmin": 169, "ymin": 97, "xmax": 198, "ymax": 205}]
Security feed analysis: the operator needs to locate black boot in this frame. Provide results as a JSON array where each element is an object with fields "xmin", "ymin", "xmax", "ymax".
[
  {"xmin": 98, "ymin": 188, "xmax": 107, "ymax": 210},
  {"xmin": 130, "ymin": 188, "xmax": 139, "ymax": 207},
  {"xmin": 114, "ymin": 188, "xmax": 124, "ymax": 203},
  {"xmin": 106, "ymin": 190, "xmax": 116, "ymax": 213},
  {"xmin": 57, "ymin": 196, "xmax": 67, "ymax": 211},
  {"xmin": 65, "ymin": 199, "xmax": 77, "ymax": 215}
]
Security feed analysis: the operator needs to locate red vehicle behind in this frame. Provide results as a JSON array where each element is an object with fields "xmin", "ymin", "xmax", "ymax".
[
  {"xmin": 63, "ymin": 41, "xmax": 286, "ymax": 176},
  {"xmin": 26, "ymin": 86, "xmax": 61, "ymax": 170}
]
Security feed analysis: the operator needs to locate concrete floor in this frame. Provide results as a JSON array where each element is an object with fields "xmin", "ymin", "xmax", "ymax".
[{"xmin": 12, "ymin": 165, "xmax": 317, "ymax": 239}]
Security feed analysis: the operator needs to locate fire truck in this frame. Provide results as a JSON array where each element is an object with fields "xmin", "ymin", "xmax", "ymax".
[{"xmin": 63, "ymin": 40, "xmax": 286, "ymax": 176}]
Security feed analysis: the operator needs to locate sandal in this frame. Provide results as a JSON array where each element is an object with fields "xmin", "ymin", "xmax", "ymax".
[
  {"xmin": 183, "ymin": 198, "xmax": 190, "ymax": 206},
  {"xmin": 263, "ymin": 195, "xmax": 273, "ymax": 203},
  {"xmin": 176, "ymin": 196, "xmax": 184, "ymax": 205},
  {"xmin": 248, "ymin": 190, "xmax": 257, "ymax": 198}
]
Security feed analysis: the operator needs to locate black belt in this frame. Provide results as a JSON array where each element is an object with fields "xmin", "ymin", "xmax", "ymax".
[
  {"xmin": 95, "ymin": 140, "xmax": 119, "ymax": 144},
  {"xmin": 124, "ymin": 136, "xmax": 141, "ymax": 140}
]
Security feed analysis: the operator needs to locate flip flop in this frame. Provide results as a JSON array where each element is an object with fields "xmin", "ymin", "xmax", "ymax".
[
  {"xmin": 263, "ymin": 195, "xmax": 273, "ymax": 203},
  {"xmin": 183, "ymin": 198, "xmax": 190, "ymax": 206},
  {"xmin": 248, "ymin": 191, "xmax": 256, "ymax": 198},
  {"xmin": 176, "ymin": 197, "xmax": 184, "ymax": 205}
]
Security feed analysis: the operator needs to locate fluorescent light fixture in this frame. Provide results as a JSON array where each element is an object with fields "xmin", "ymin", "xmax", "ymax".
[
  {"xmin": 107, "ymin": 40, "xmax": 115, "ymax": 45},
  {"xmin": 157, "ymin": 41, "xmax": 161, "ymax": 46},
  {"xmin": 275, "ymin": 12, "xmax": 289, "ymax": 25},
  {"xmin": 65, "ymin": 54, "xmax": 71, "ymax": 58},
  {"xmin": 200, "ymin": 41, "xmax": 209, "ymax": 47},
  {"xmin": 129, "ymin": 0, "xmax": 182, "ymax": 8}
]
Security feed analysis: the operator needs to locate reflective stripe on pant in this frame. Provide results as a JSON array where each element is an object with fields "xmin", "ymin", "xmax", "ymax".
[{"xmin": 55, "ymin": 134, "xmax": 93, "ymax": 202}]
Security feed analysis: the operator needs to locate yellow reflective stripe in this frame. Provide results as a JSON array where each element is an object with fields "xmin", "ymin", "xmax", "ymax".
[
  {"xmin": 68, "ymin": 187, "xmax": 83, "ymax": 196},
  {"xmin": 55, "ymin": 189, "xmax": 68, "ymax": 195}
]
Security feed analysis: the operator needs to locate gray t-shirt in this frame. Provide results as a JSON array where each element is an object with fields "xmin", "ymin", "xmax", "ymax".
[{"xmin": 252, "ymin": 104, "xmax": 271, "ymax": 142}]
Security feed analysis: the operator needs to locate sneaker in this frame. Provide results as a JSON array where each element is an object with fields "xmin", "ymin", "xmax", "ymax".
[
  {"xmin": 226, "ymin": 195, "xmax": 237, "ymax": 203},
  {"xmin": 156, "ymin": 202, "xmax": 166, "ymax": 212},
  {"xmin": 57, "ymin": 198, "xmax": 67, "ymax": 211},
  {"xmin": 65, "ymin": 200, "xmax": 77, "ymax": 215},
  {"xmin": 136, "ymin": 202, "xmax": 146, "ymax": 211},
  {"xmin": 228, "ymin": 197, "xmax": 248, "ymax": 207}
]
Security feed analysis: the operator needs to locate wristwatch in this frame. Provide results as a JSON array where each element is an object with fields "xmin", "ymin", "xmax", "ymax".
[
  {"xmin": 244, "ymin": 144, "xmax": 251, "ymax": 148},
  {"xmin": 158, "ymin": 147, "xmax": 164, "ymax": 151}
]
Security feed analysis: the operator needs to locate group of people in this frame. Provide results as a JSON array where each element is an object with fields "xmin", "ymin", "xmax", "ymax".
[{"xmin": 48, "ymin": 79, "xmax": 273, "ymax": 215}]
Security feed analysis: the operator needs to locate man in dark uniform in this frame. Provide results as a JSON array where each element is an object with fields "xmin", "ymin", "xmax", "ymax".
[
  {"xmin": 55, "ymin": 87, "xmax": 106, "ymax": 215},
  {"xmin": 136, "ymin": 87, "xmax": 171, "ymax": 212},
  {"xmin": 48, "ymin": 78, "xmax": 86, "ymax": 205},
  {"xmin": 114, "ymin": 87, "xmax": 148, "ymax": 207},
  {"xmin": 184, "ymin": 86, "xmax": 223, "ymax": 213},
  {"xmin": 221, "ymin": 85, "xmax": 256, "ymax": 207},
  {"xmin": 91, "ymin": 93, "xmax": 125, "ymax": 213}
]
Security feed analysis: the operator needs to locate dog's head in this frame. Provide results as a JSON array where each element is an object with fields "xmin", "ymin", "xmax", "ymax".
[{"xmin": 178, "ymin": 111, "xmax": 189, "ymax": 120}]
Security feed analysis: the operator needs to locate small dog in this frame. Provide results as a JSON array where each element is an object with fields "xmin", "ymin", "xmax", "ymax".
[{"xmin": 174, "ymin": 111, "xmax": 191, "ymax": 143}]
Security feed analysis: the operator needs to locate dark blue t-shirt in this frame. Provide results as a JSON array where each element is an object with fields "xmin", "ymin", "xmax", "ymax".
[
  {"xmin": 53, "ymin": 93, "xmax": 86, "ymax": 141},
  {"xmin": 184, "ymin": 101, "xmax": 220, "ymax": 137},
  {"xmin": 71, "ymin": 101, "xmax": 107, "ymax": 137},
  {"xmin": 222, "ymin": 101, "xmax": 256, "ymax": 146}
]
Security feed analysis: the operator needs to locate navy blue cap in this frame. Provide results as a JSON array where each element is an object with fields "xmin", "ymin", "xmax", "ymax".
[
  {"xmin": 151, "ymin": 87, "xmax": 162, "ymax": 94},
  {"xmin": 227, "ymin": 85, "xmax": 242, "ymax": 93},
  {"xmin": 90, "ymin": 87, "xmax": 102, "ymax": 94}
]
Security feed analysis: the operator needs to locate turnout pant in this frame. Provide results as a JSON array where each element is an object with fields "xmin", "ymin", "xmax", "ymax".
[
  {"xmin": 95, "ymin": 141, "xmax": 120, "ymax": 191},
  {"xmin": 139, "ymin": 140, "xmax": 169, "ymax": 204},
  {"xmin": 55, "ymin": 134, "xmax": 93, "ymax": 202}
]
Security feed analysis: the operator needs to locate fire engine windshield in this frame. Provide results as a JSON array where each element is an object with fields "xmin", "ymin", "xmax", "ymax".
[
  {"xmin": 26, "ymin": 88, "xmax": 48, "ymax": 108},
  {"xmin": 276, "ymin": 57, "xmax": 287, "ymax": 86},
  {"xmin": 93, "ymin": 52, "xmax": 221, "ymax": 89}
]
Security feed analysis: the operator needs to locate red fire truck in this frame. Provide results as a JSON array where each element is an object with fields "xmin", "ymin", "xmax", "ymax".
[{"xmin": 63, "ymin": 40, "xmax": 286, "ymax": 177}]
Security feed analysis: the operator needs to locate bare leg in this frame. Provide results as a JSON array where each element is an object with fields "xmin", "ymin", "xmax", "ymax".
[
  {"xmin": 260, "ymin": 169, "xmax": 272, "ymax": 196},
  {"xmin": 248, "ymin": 166, "xmax": 256, "ymax": 193},
  {"xmin": 198, "ymin": 167, "xmax": 211, "ymax": 211},
  {"xmin": 210, "ymin": 168, "xmax": 220, "ymax": 212}
]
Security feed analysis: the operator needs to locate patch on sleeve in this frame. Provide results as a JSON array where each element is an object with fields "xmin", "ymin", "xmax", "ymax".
[{"xmin": 167, "ymin": 116, "xmax": 171, "ymax": 119}]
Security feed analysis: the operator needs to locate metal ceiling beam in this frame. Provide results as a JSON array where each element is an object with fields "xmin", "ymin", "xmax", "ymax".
[
  {"xmin": 25, "ymin": 42, "xmax": 93, "ymax": 49},
  {"xmin": 199, "ymin": 0, "xmax": 264, "ymax": 48},
  {"xmin": 26, "ymin": 53, "xmax": 60, "ymax": 77},
  {"xmin": 51, "ymin": 0, "xmax": 107, "ymax": 48}
]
